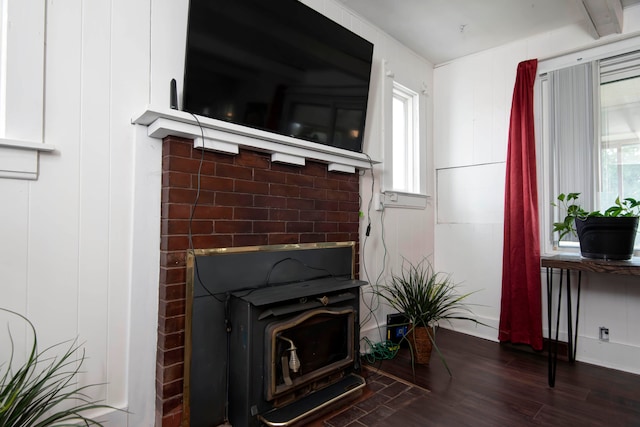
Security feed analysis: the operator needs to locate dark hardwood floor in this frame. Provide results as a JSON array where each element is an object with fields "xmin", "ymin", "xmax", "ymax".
[{"xmin": 312, "ymin": 328, "xmax": 640, "ymax": 426}]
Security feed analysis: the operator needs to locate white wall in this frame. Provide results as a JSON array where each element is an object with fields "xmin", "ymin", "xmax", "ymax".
[
  {"xmin": 0, "ymin": 0, "xmax": 155, "ymax": 424},
  {"xmin": 434, "ymin": 5, "xmax": 640, "ymax": 374}
]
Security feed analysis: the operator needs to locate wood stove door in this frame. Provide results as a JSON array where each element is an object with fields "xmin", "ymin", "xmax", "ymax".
[{"xmin": 264, "ymin": 307, "xmax": 355, "ymax": 404}]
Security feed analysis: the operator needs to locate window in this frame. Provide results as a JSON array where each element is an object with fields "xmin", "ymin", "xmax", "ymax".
[
  {"xmin": 600, "ymin": 71, "xmax": 640, "ymax": 206},
  {"xmin": 541, "ymin": 50, "xmax": 640, "ymax": 251},
  {"xmin": 0, "ymin": 0, "xmax": 49, "ymax": 180},
  {"xmin": 391, "ymin": 82, "xmax": 420, "ymax": 194},
  {"xmin": 380, "ymin": 60, "xmax": 428, "ymax": 209}
]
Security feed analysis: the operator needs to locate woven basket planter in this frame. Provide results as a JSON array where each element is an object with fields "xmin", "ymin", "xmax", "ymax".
[{"xmin": 410, "ymin": 326, "xmax": 433, "ymax": 365}]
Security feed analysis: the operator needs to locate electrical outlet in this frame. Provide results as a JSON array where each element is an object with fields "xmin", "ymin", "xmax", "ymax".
[{"xmin": 599, "ymin": 327, "xmax": 609, "ymax": 342}]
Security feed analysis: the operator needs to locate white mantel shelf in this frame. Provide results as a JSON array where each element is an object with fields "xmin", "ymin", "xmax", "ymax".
[{"xmin": 132, "ymin": 106, "xmax": 377, "ymax": 173}]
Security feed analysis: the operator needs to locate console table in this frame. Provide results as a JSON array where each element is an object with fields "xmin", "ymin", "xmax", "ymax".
[{"xmin": 541, "ymin": 254, "xmax": 640, "ymax": 387}]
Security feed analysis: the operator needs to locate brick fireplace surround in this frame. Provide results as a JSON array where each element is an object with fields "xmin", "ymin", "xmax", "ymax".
[{"xmin": 157, "ymin": 136, "xmax": 362, "ymax": 426}]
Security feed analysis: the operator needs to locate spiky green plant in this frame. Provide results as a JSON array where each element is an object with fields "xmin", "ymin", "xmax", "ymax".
[
  {"xmin": 374, "ymin": 258, "xmax": 484, "ymax": 375},
  {"xmin": 0, "ymin": 308, "xmax": 117, "ymax": 426}
]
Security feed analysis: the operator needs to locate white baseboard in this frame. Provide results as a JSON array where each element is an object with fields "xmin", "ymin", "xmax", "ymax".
[
  {"xmin": 82, "ymin": 405, "xmax": 129, "ymax": 426},
  {"xmin": 575, "ymin": 336, "xmax": 640, "ymax": 375}
]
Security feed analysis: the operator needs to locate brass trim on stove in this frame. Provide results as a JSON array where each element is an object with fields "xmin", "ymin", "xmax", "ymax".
[
  {"xmin": 182, "ymin": 251, "xmax": 195, "ymax": 425},
  {"xmin": 182, "ymin": 241, "xmax": 356, "ymax": 426},
  {"xmin": 265, "ymin": 307, "xmax": 355, "ymax": 402},
  {"xmin": 258, "ymin": 374, "xmax": 366, "ymax": 427},
  {"xmin": 190, "ymin": 240, "xmax": 356, "ymax": 278}
]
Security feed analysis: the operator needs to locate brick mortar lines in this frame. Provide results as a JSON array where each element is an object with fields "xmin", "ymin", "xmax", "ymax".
[{"xmin": 157, "ymin": 136, "xmax": 361, "ymax": 426}]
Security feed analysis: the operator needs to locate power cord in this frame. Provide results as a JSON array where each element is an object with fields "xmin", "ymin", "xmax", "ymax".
[
  {"xmin": 187, "ymin": 112, "xmax": 227, "ymax": 303},
  {"xmin": 359, "ymin": 152, "xmax": 389, "ymax": 344},
  {"xmin": 362, "ymin": 337, "xmax": 399, "ymax": 363}
]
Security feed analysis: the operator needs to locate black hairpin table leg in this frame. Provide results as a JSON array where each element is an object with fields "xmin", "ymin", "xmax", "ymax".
[{"xmin": 546, "ymin": 267, "xmax": 581, "ymax": 387}]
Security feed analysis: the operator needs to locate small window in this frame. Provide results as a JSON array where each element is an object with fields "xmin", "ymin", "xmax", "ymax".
[
  {"xmin": 391, "ymin": 82, "xmax": 420, "ymax": 194},
  {"xmin": 0, "ymin": 0, "xmax": 48, "ymax": 180}
]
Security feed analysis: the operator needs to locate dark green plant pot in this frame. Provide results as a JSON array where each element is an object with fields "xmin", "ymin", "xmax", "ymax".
[{"xmin": 575, "ymin": 216, "xmax": 639, "ymax": 260}]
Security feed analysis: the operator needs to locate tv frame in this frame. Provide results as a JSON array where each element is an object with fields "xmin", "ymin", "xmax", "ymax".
[{"xmin": 182, "ymin": 0, "xmax": 374, "ymax": 153}]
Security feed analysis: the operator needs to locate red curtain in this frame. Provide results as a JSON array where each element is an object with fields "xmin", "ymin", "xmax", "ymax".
[{"xmin": 498, "ymin": 59, "xmax": 543, "ymax": 351}]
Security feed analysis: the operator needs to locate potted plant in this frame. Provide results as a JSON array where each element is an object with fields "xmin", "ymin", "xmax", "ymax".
[
  {"xmin": 553, "ymin": 192, "xmax": 640, "ymax": 260},
  {"xmin": 373, "ymin": 258, "xmax": 482, "ymax": 375},
  {"xmin": 0, "ymin": 308, "xmax": 118, "ymax": 426}
]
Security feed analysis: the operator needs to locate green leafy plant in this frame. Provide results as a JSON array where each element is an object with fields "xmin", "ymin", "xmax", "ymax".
[
  {"xmin": 373, "ymin": 258, "xmax": 484, "ymax": 375},
  {"xmin": 552, "ymin": 192, "xmax": 640, "ymax": 240},
  {"xmin": 0, "ymin": 308, "xmax": 117, "ymax": 426}
]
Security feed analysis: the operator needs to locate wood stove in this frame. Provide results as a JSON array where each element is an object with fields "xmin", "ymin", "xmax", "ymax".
[{"xmin": 185, "ymin": 242, "xmax": 366, "ymax": 427}]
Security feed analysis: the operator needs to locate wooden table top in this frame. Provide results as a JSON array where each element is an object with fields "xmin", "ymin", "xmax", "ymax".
[{"xmin": 541, "ymin": 253, "xmax": 640, "ymax": 276}]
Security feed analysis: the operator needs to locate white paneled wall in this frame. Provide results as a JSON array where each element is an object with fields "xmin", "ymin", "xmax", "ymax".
[
  {"xmin": 434, "ymin": 5, "xmax": 640, "ymax": 374},
  {"xmin": 437, "ymin": 163, "xmax": 505, "ymax": 224},
  {"xmin": 1, "ymin": 0, "xmax": 150, "ymax": 424}
]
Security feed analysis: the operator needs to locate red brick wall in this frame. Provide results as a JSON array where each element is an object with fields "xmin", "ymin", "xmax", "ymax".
[{"xmin": 157, "ymin": 136, "xmax": 361, "ymax": 426}]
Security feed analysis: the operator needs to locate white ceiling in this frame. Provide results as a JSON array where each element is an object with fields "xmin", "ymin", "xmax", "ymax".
[{"xmin": 336, "ymin": 0, "xmax": 640, "ymax": 64}]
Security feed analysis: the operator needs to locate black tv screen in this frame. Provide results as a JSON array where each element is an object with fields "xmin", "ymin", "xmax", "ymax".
[{"xmin": 183, "ymin": 0, "xmax": 374, "ymax": 153}]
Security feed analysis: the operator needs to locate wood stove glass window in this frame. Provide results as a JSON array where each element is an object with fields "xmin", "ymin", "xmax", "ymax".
[{"xmin": 265, "ymin": 308, "xmax": 354, "ymax": 402}]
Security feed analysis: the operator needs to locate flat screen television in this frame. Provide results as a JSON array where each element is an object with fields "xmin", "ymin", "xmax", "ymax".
[{"xmin": 183, "ymin": 0, "xmax": 374, "ymax": 153}]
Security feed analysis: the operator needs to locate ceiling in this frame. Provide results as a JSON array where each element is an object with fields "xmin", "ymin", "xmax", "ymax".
[{"xmin": 336, "ymin": 0, "xmax": 640, "ymax": 64}]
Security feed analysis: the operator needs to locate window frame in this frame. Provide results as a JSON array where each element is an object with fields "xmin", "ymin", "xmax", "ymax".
[
  {"xmin": 381, "ymin": 60, "xmax": 428, "ymax": 209},
  {"xmin": 538, "ymin": 43, "xmax": 640, "ymax": 255},
  {"xmin": 0, "ymin": 0, "xmax": 51, "ymax": 180},
  {"xmin": 391, "ymin": 82, "xmax": 420, "ymax": 194}
]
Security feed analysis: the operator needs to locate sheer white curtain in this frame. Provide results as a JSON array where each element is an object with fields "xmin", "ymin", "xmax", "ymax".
[{"xmin": 547, "ymin": 62, "xmax": 598, "ymax": 242}]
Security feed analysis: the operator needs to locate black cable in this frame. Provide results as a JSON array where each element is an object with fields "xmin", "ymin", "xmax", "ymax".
[
  {"xmin": 264, "ymin": 257, "xmax": 336, "ymax": 286},
  {"xmin": 187, "ymin": 113, "xmax": 225, "ymax": 302},
  {"xmin": 187, "ymin": 112, "xmax": 205, "ymax": 251},
  {"xmin": 193, "ymin": 255, "xmax": 350, "ymax": 301},
  {"xmin": 359, "ymin": 152, "xmax": 388, "ymax": 343},
  {"xmin": 362, "ymin": 152, "xmax": 374, "ymax": 237},
  {"xmin": 182, "ymin": 119, "xmax": 341, "ymax": 302}
]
